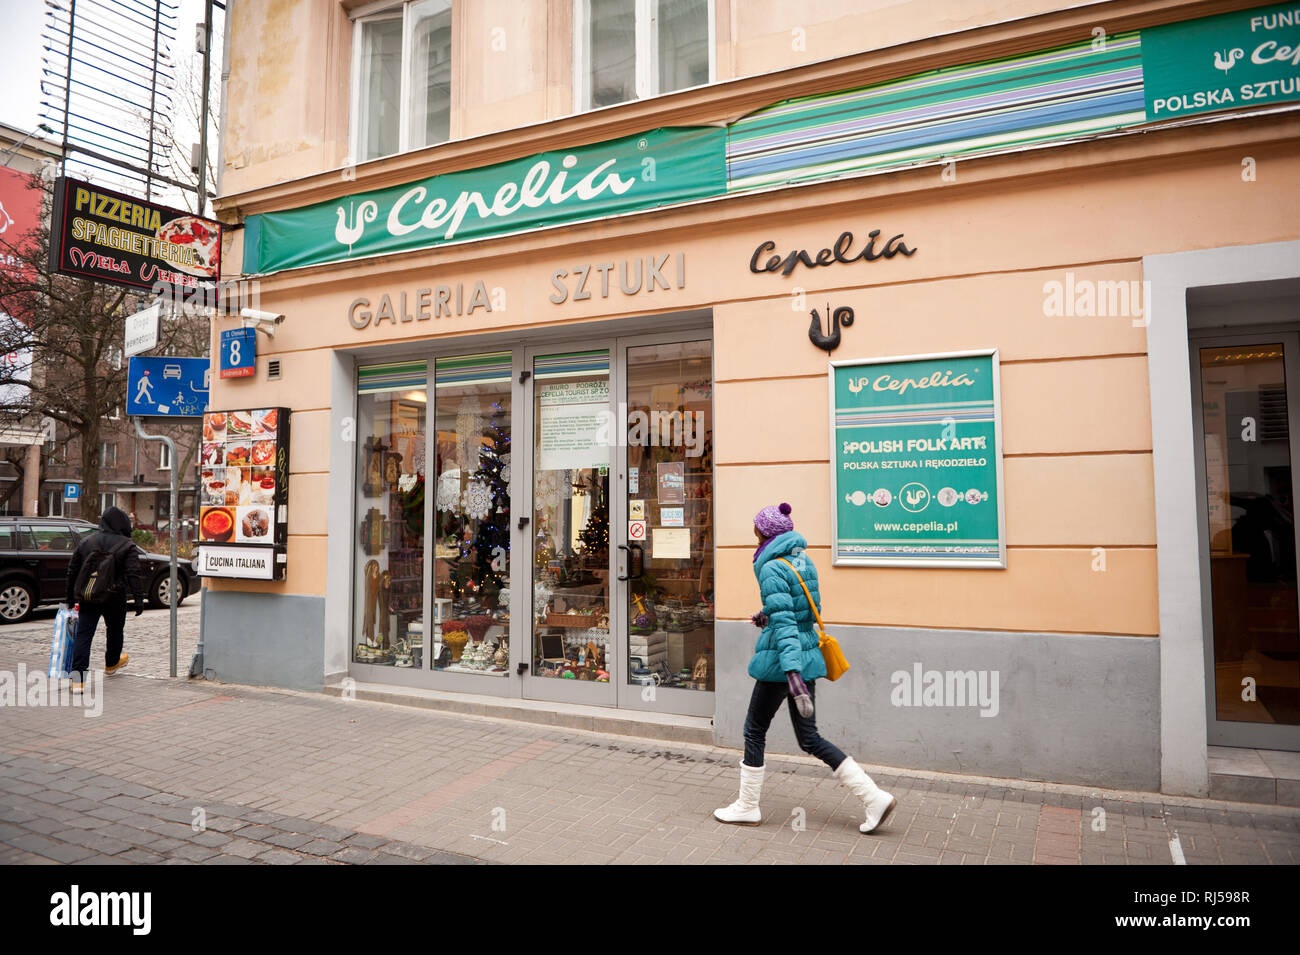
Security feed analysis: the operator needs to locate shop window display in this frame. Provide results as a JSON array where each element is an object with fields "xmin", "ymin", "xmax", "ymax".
[
  {"xmin": 353, "ymin": 362, "xmax": 428, "ymax": 667},
  {"xmin": 531, "ymin": 350, "xmax": 612, "ymax": 681},
  {"xmin": 432, "ymin": 353, "xmax": 512, "ymax": 675}
]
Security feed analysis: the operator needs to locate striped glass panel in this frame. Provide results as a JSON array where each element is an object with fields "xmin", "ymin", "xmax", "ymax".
[
  {"xmin": 435, "ymin": 352, "xmax": 512, "ymax": 388},
  {"xmin": 357, "ymin": 360, "xmax": 428, "ymax": 395},
  {"xmin": 727, "ymin": 33, "xmax": 1144, "ymax": 191},
  {"xmin": 533, "ymin": 349, "xmax": 610, "ymax": 379}
]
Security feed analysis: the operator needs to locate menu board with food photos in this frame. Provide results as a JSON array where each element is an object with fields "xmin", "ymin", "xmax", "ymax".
[{"xmin": 197, "ymin": 407, "xmax": 290, "ymax": 580}]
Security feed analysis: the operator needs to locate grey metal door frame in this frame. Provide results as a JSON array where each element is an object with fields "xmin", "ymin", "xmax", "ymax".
[{"xmin": 1189, "ymin": 328, "xmax": 1300, "ymax": 751}]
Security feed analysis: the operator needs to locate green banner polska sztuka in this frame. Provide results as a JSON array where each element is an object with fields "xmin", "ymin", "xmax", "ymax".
[
  {"xmin": 244, "ymin": 126, "xmax": 727, "ymax": 274},
  {"xmin": 832, "ymin": 354, "xmax": 1003, "ymax": 565},
  {"xmin": 1142, "ymin": 2, "xmax": 1300, "ymax": 122}
]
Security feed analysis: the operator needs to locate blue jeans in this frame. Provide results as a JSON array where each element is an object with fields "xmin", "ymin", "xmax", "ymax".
[
  {"xmin": 69, "ymin": 596, "xmax": 127, "ymax": 676},
  {"xmin": 742, "ymin": 679, "xmax": 846, "ymax": 770}
]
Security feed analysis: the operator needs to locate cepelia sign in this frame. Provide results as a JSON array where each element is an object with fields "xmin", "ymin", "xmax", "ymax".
[
  {"xmin": 244, "ymin": 126, "xmax": 726, "ymax": 274},
  {"xmin": 197, "ymin": 407, "xmax": 290, "ymax": 581},
  {"xmin": 48, "ymin": 176, "xmax": 222, "ymax": 292},
  {"xmin": 830, "ymin": 351, "xmax": 1006, "ymax": 568},
  {"xmin": 1142, "ymin": 2, "xmax": 1300, "ymax": 120}
]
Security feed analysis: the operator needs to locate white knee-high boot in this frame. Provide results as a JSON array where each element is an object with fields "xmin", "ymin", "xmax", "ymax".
[
  {"xmin": 834, "ymin": 757, "xmax": 896, "ymax": 833},
  {"xmin": 714, "ymin": 761, "xmax": 764, "ymax": 825}
]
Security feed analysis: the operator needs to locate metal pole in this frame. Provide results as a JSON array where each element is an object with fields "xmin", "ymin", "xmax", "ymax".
[
  {"xmin": 196, "ymin": 0, "xmax": 214, "ymax": 216},
  {"xmin": 133, "ymin": 417, "xmax": 178, "ymax": 678},
  {"xmin": 145, "ymin": 0, "xmax": 161, "ymax": 199},
  {"xmin": 59, "ymin": 0, "xmax": 77, "ymax": 175}
]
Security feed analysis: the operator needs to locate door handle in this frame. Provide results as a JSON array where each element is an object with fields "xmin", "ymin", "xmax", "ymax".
[
  {"xmin": 617, "ymin": 542, "xmax": 644, "ymax": 581},
  {"xmin": 517, "ymin": 516, "xmax": 530, "ymax": 530}
]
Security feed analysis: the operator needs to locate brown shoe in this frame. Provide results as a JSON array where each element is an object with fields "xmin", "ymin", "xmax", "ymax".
[{"xmin": 105, "ymin": 653, "xmax": 130, "ymax": 675}]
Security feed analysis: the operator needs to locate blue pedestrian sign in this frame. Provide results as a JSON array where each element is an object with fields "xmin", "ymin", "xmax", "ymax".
[
  {"xmin": 220, "ymin": 327, "xmax": 256, "ymax": 379},
  {"xmin": 127, "ymin": 356, "xmax": 210, "ymax": 417},
  {"xmin": 63, "ymin": 483, "xmax": 79, "ymax": 502}
]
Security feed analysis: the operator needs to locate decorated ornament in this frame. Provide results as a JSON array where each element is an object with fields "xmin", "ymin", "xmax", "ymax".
[{"xmin": 462, "ymin": 479, "xmax": 493, "ymax": 520}]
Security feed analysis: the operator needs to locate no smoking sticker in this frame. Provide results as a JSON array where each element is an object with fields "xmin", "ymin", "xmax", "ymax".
[{"xmin": 628, "ymin": 520, "xmax": 647, "ymax": 541}]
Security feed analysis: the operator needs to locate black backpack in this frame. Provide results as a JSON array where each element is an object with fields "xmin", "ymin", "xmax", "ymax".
[{"xmin": 75, "ymin": 534, "xmax": 133, "ymax": 605}]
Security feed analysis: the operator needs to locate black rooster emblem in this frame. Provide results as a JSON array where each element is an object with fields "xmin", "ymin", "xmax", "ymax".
[{"xmin": 809, "ymin": 305, "xmax": 855, "ymax": 352}]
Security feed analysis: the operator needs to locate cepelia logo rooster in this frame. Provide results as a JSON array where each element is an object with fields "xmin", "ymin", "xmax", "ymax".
[
  {"xmin": 1213, "ymin": 48, "xmax": 1245, "ymax": 73},
  {"xmin": 335, "ymin": 199, "xmax": 379, "ymax": 254},
  {"xmin": 0, "ymin": 201, "xmax": 13, "ymax": 235}
]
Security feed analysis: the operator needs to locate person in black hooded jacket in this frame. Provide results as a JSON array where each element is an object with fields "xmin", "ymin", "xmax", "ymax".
[{"xmin": 65, "ymin": 506, "xmax": 146, "ymax": 688}]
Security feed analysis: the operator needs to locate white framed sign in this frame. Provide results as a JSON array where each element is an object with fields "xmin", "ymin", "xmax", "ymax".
[
  {"xmin": 198, "ymin": 545, "xmax": 275, "ymax": 580},
  {"xmin": 124, "ymin": 301, "xmax": 162, "ymax": 357}
]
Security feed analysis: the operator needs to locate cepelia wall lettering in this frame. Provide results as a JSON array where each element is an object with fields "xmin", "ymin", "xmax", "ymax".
[
  {"xmin": 348, "ymin": 280, "xmax": 500, "ymax": 330},
  {"xmin": 548, "ymin": 252, "xmax": 685, "ymax": 304},
  {"xmin": 749, "ymin": 230, "xmax": 917, "ymax": 277}
]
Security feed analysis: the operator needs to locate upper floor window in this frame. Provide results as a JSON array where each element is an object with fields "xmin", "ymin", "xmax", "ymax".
[
  {"xmin": 351, "ymin": 0, "xmax": 453, "ymax": 162},
  {"xmin": 575, "ymin": 0, "xmax": 712, "ymax": 111}
]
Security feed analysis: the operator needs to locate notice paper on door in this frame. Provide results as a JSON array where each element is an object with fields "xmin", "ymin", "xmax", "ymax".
[{"xmin": 652, "ymin": 527, "xmax": 690, "ymax": 559}]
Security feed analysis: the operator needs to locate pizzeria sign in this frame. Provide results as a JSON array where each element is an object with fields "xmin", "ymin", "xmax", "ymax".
[{"xmin": 48, "ymin": 176, "xmax": 222, "ymax": 292}]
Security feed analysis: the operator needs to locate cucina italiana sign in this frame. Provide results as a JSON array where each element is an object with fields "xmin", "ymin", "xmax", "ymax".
[{"xmin": 244, "ymin": 127, "xmax": 725, "ymax": 274}]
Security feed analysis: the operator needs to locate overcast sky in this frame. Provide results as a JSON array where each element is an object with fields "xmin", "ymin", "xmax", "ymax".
[{"xmin": 0, "ymin": 0, "xmax": 222, "ymax": 205}]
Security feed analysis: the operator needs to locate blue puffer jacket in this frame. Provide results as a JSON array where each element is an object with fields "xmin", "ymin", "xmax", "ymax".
[{"xmin": 748, "ymin": 531, "xmax": 827, "ymax": 683}]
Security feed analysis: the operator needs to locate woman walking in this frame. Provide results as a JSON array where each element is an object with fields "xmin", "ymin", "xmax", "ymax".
[{"xmin": 714, "ymin": 503, "xmax": 896, "ymax": 833}]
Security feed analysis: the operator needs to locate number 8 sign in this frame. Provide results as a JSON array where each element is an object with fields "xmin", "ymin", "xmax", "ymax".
[{"xmin": 220, "ymin": 327, "xmax": 257, "ymax": 379}]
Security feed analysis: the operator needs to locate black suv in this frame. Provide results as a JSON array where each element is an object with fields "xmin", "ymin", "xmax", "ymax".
[{"xmin": 0, "ymin": 517, "xmax": 199, "ymax": 623}]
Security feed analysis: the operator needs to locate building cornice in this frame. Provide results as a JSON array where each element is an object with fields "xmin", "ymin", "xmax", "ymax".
[{"xmin": 214, "ymin": 0, "xmax": 1265, "ymax": 220}]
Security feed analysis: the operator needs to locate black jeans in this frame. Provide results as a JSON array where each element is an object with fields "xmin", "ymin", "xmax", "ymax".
[
  {"xmin": 69, "ymin": 595, "xmax": 127, "ymax": 676},
  {"xmin": 742, "ymin": 679, "xmax": 846, "ymax": 771}
]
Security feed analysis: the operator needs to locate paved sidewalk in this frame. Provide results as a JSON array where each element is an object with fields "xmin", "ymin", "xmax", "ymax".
[
  {"xmin": 1, "ymin": 639, "xmax": 1297, "ymax": 864},
  {"xmin": 0, "ymin": 604, "xmax": 201, "ymax": 680}
]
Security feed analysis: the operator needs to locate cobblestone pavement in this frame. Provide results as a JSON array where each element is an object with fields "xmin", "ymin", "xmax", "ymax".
[
  {"xmin": 0, "ymin": 604, "xmax": 201, "ymax": 680},
  {"xmin": 1, "ymin": 635, "xmax": 1298, "ymax": 865}
]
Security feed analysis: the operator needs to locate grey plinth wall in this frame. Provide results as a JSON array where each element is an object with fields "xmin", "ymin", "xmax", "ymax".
[
  {"xmin": 200, "ymin": 590, "xmax": 327, "ymax": 691},
  {"xmin": 713, "ymin": 620, "xmax": 1160, "ymax": 791}
]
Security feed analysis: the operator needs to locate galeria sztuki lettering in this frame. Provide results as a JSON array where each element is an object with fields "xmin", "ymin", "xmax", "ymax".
[{"xmin": 48, "ymin": 176, "xmax": 223, "ymax": 292}]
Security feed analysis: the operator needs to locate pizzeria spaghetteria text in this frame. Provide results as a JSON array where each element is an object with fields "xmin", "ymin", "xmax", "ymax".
[{"xmin": 68, "ymin": 187, "xmax": 203, "ymax": 268}]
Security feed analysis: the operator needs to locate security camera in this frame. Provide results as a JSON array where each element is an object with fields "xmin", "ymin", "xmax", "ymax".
[{"xmin": 240, "ymin": 308, "xmax": 285, "ymax": 338}]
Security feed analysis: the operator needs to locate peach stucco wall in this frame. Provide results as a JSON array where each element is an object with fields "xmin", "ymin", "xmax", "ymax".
[
  {"xmin": 205, "ymin": 119, "xmax": 1300, "ymax": 641},
  {"xmin": 221, "ymin": 0, "xmax": 1103, "ymax": 196}
]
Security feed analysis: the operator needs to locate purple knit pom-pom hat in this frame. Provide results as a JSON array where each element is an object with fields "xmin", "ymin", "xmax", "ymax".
[{"xmin": 754, "ymin": 502, "xmax": 794, "ymax": 539}]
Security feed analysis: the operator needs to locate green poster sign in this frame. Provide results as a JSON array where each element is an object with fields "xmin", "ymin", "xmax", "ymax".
[
  {"xmin": 244, "ymin": 126, "xmax": 726, "ymax": 274},
  {"xmin": 830, "ymin": 351, "xmax": 1005, "ymax": 567},
  {"xmin": 1142, "ymin": 2, "xmax": 1300, "ymax": 121}
]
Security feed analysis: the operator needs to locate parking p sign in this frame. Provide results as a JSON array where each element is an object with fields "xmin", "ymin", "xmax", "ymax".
[{"xmin": 63, "ymin": 483, "xmax": 79, "ymax": 503}]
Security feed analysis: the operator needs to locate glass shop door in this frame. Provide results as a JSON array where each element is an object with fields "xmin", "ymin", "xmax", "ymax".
[
  {"xmin": 521, "ymin": 345, "xmax": 618, "ymax": 706},
  {"xmin": 614, "ymin": 335, "xmax": 715, "ymax": 716},
  {"xmin": 520, "ymin": 332, "xmax": 716, "ymax": 716},
  {"xmin": 1194, "ymin": 334, "xmax": 1300, "ymax": 750}
]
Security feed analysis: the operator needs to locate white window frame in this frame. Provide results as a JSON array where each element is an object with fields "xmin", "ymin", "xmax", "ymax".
[
  {"xmin": 159, "ymin": 443, "xmax": 172, "ymax": 470},
  {"xmin": 43, "ymin": 489, "xmax": 63, "ymax": 517},
  {"xmin": 99, "ymin": 442, "xmax": 116, "ymax": 468},
  {"xmin": 573, "ymin": 0, "xmax": 715, "ymax": 113},
  {"xmin": 99, "ymin": 492, "xmax": 115, "ymax": 514},
  {"xmin": 348, "ymin": 0, "xmax": 453, "ymax": 164}
]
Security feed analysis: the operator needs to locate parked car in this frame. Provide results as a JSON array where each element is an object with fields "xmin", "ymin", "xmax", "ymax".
[{"xmin": 0, "ymin": 517, "xmax": 199, "ymax": 623}]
